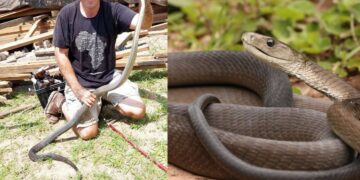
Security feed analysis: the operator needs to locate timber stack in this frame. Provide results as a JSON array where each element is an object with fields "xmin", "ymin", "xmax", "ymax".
[
  {"xmin": 0, "ymin": 0, "xmax": 168, "ymax": 101},
  {"xmin": 0, "ymin": 80, "xmax": 12, "ymax": 103}
]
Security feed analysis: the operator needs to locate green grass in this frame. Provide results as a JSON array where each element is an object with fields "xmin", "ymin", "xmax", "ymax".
[
  {"xmin": 169, "ymin": 0, "xmax": 360, "ymax": 78},
  {"xmin": 0, "ymin": 69, "xmax": 167, "ymax": 180}
]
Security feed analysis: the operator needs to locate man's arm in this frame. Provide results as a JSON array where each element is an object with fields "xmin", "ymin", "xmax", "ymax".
[
  {"xmin": 129, "ymin": 0, "xmax": 153, "ymax": 30},
  {"xmin": 55, "ymin": 47, "xmax": 96, "ymax": 107}
]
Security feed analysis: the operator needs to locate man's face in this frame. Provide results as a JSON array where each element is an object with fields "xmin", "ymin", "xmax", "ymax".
[{"xmin": 80, "ymin": 0, "xmax": 100, "ymax": 9}]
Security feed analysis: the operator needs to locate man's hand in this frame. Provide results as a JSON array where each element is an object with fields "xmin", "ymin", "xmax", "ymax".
[
  {"xmin": 130, "ymin": 0, "xmax": 153, "ymax": 30},
  {"xmin": 55, "ymin": 48, "xmax": 97, "ymax": 107},
  {"xmin": 75, "ymin": 88, "xmax": 97, "ymax": 107}
]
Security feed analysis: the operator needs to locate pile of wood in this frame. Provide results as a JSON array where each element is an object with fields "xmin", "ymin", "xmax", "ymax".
[
  {"xmin": 0, "ymin": 1, "xmax": 168, "ymax": 98},
  {"xmin": 0, "ymin": 81, "xmax": 12, "ymax": 102}
]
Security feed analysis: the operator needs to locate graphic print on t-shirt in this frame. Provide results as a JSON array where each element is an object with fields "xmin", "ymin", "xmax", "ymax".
[{"xmin": 75, "ymin": 31, "xmax": 107, "ymax": 70}]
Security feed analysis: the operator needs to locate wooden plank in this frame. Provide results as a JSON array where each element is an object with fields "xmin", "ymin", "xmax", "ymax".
[
  {"xmin": 0, "ymin": 22, "xmax": 54, "ymax": 34},
  {"xmin": 154, "ymin": 52, "xmax": 167, "ymax": 58},
  {"xmin": 34, "ymin": 47, "xmax": 55, "ymax": 56},
  {"xmin": 23, "ymin": 15, "xmax": 49, "ymax": 39},
  {"xmin": 35, "ymin": 56, "xmax": 55, "ymax": 60},
  {"xmin": 0, "ymin": 104, "xmax": 38, "ymax": 119},
  {"xmin": 48, "ymin": 67, "xmax": 61, "ymax": 76},
  {"xmin": 131, "ymin": 64, "xmax": 166, "ymax": 70},
  {"xmin": 1, "ymin": 9, "xmax": 52, "ymax": 21},
  {"xmin": 115, "ymin": 32, "xmax": 132, "ymax": 49},
  {"xmin": 42, "ymin": 59, "xmax": 167, "ymax": 77},
  {"xmin": 0, "ymin": 7, "xmax": 33, "ymax": 20},
  {"xmin": 0, "ymin": 54, "xmax": 160, "ymax": 68},
  {"xmin": 115, "ymin": 57, "xmax": 167, "ymax": 67},
  {"xmin": 148, "ymin": 29, "xmax": 167, "ymax": 36},
  {"xmin": 0, "ymin": 60, "xmax": 56, "ymax": 74},
  {"xmin": 0, "ymin": 74, "xmax": 31, "ymax": 81},
  {"xmin": 0, "ymin": 27, "xmax": 55, "ymax": 45},
  {"xmin": 0, "ymin": 95, "xmax": 6, "ymax": 103},
  {"xmin": 0, "ymin": 30, "xmax": 53, "ymax": 52},
  {"xmin": 0, "ymin": 88, "xmax": 12, "ymax": 94},
  {"xmin": 130, "ymin": 29, "xmax": 167, "ymax": 36},
  {"xmin": 0, "ymin": 23, "xmax": 54, "ymax": 37},
  {"xmin": 150, "ymin": 22, "xmax": 167, "ymax": 31},
  {"xmin": 0, "ymin": 56, "xmax": 167, "ymax": 80},
  {"xmin": 115, "ymin": 44, "xmax": 149, "ymax": 59},
  {"xmin": 0, "ymin": 20, "xmax": 55, "ymax": 36},
  {"xmin": 0, "ymin": 52, "xmax": 9, "ymax": 62},
  {"xmin": 0, "ymin": 81, "xmax": 12, "ymax": 88},
  {"xmin": 0, "ymin": 56, "xmax": 18, "ymax": 64},
  {"xmin": 0, "ymin": 16, "xmax": 33, "ymax": 30},
  {"xmin": 153, "ymin": 12, "xmax": 167, "ymax": 24},
  {"xmin": 23, "ymin": 19, "xmax": 42, "ymax": 38}
]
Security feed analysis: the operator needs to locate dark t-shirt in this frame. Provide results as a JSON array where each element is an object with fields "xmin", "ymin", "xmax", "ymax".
[{"xmin": 53, "ymin": 0, "xmax": 136, "ymax": 88}]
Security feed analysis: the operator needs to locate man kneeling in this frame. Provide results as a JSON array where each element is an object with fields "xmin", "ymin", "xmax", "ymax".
[{"xmin": 45, "ymin": 0, "xmax": 153, "ymax": 140}]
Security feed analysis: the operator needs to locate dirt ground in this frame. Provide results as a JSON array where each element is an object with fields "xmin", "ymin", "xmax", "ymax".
[
  {"xmin": 0, "ymin": 69, "xmax": 167, "ymax": 180},
  {"xmin": 168, "ymin": 165, "xmax": 212, "ymax": 180}
]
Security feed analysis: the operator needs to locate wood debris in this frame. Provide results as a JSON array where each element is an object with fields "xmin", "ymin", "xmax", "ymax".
[
  {"xmin": 0, "ymin": 2, "xmax": 168, "ymax": 89},
  {"xmin": 0, "ymin": 80, "xmax": 13, "ymax": 100}
]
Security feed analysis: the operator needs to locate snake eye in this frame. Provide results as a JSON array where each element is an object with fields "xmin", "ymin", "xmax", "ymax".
[{"xmin": 267, "ymin": 38, "xmax": 275, "ymax": 47}]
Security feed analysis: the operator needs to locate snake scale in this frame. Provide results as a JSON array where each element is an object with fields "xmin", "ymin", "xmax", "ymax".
[
  {"xmin": 28, "ymin": 0, "xmax": 145, "ymax": 172},
  {"xmin": 168, "ymin": 34, "xmax": 360, "ymax": 179}
]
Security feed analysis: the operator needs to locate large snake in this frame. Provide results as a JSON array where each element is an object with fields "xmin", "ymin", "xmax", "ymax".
[
  {"xmin": 242, "ymin": 32, "xmax": 360, "ymax": 153},
  {"xmin": 28, "ymin": 0, "xmax": 145, "ymax": 172},
  {"xmin": 168, "ymin": 49, "xmax": 360, "ymax": 178}
]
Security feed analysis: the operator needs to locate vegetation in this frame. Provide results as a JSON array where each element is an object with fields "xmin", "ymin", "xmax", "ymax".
[
  {"xmin": 0, "ymin": 69, "xmax": 167, "ymax": 179},
  {"xmin": 169, "ymin": 0, "xmax": 360, "ymax": 78}
]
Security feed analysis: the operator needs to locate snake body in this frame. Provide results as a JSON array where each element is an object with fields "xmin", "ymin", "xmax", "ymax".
[
  {"xmin": 242, "ymin": 32, "xmax": 360, "ymax": 153},
  {"xmin": 28, "ymin": 0, "xmax": 145, "ymax": 171},
  {"xmin": 168, "ymin": 50, "xmax": 360, "ymax": 179}
]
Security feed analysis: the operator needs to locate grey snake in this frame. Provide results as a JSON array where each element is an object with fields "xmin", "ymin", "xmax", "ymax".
[
  {"xmin": 168, "ymin": 48, "xmax": 360, "ymax": 179},
  {"xmin": 28, "ymin": 0, "xmax": 145, "ymax": 172}
]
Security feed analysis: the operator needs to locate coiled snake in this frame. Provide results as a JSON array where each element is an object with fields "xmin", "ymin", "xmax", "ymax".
[
  {"xmin": 28, "ymin": 0, "xmax": 145, "ymax": 172},
  {"xmin": 168, "ymin": 33, "xmax": 360, "ymax": 179}
]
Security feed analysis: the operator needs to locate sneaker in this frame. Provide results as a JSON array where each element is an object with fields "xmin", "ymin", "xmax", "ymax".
[{"xmin": 44, "ymin": 91, "xmax": 65, "ymax": 124}]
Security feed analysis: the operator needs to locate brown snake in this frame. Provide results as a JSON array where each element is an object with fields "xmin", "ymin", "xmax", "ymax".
[
  {"xmin": 242, "ymin": 32, "xmax": 360, "ymax": 153},
  {"xmin": 168, "ymin": 40, "xmax": 360, "ymax": 179}
]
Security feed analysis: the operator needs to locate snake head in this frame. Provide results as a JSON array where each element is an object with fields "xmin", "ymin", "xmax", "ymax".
[{"xmin": 242, "ymin": 32, "xmax": 308, "ymax": 73}]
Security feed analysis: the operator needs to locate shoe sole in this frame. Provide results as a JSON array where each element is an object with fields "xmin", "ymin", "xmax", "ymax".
[
  {"xmin": 44, "ymin": 91, "xmax": 60, "ymax": 123},
  {"xmin": 47, "ymin": 116, "xmax": 59, "ymax": 124}
]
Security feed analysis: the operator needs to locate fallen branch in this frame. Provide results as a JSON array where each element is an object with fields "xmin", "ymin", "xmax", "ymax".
[
  {"xmin": 0, "ymin": 104, "xmax": 38, "ymax": 119},
  {"xmin": 108, "ymin": 123, "xmax": 168, "ymax": 172}
]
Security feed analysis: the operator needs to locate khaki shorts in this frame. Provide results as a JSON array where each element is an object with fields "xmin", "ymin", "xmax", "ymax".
[{"xmin": 64, "ymin": 71, "xmax": 140, "ymax": 128}]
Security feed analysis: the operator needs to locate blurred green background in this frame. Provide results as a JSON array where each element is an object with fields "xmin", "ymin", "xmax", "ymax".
[{"xmin": 168, "ymin": 0, "xmax": 360, "ymax": 78}]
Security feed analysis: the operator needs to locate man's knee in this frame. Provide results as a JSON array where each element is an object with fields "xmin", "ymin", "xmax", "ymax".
[
  {"xmin": 129, "ymin": 105, "xmax": 146, "ymax": 119},
  {"xmin": 77, "ymin": 124, "xmax": 98, "ymax": 140},
  {"xmin": 116, "ymin": 103, "xmax": 146, "ymax": 120}
]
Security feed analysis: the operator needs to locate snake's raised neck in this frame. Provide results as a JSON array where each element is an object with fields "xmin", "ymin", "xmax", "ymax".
[{"xmin": 242, "ymin": 32, "xmax": 360, "ymax": 101}]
